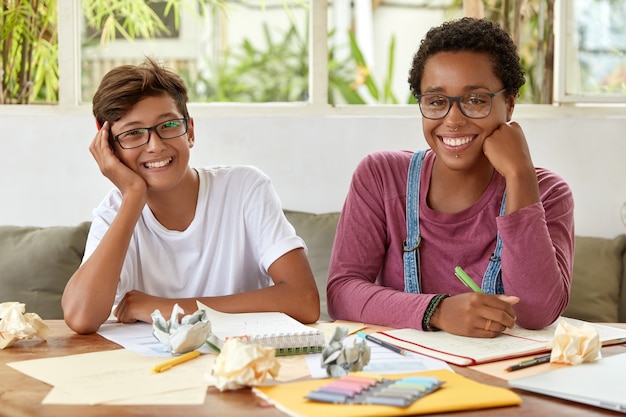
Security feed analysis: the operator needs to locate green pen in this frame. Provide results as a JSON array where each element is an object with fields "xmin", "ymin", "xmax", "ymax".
[
  {"xmin": 454, "ymin": 266, "xmax": 483, "ymax": 293},
  {"xmin": 205, "ymin": 339, "xmax": 221, "ymax": 353}
]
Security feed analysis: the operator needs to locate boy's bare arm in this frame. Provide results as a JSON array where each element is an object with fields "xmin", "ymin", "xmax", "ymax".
[
  {"xmin": 112, "ymin": 248, "xmax": 322, "ymax": 325},
  {"xmin": 63, "ymin": 123, "xmax": 148, "ymax": 334},
  {"xmin": 62, "ymin": 193, "xmax": 145, "ymax": 334}
]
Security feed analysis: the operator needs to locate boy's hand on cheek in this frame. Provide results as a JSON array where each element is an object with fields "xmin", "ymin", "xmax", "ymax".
[{"xmin": 89, "ymin": 121, "xmax": 148, "ymax": 198}]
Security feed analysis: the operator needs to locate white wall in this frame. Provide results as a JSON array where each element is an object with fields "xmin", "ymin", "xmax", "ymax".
[{"xmin": 2, "ymin": 108, "xmax": 626, "ymax": 238}]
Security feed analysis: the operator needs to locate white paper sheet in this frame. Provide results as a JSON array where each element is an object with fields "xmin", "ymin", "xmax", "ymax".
[
  {"xmin": 97, "ymin": 321, "xmax": 214, "ymax": 357},
  {"xmin": 305, "ymin": 334, "xmax": 452, "ymax": 378}
]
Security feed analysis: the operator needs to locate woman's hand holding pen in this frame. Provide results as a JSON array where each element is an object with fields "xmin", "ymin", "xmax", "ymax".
[
  {"xmin": 89, "ymin": 121, "xmax": 148, "ymax": 202},
  {"xmin": 429, "ymin": 293, "xmax": 520, "ymax": 338}
]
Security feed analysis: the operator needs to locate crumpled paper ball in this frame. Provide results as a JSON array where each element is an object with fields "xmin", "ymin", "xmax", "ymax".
[
  {"xmin": 549, "ymin": 320, "xmax": 601, "ymax": 365},
  {"xmin": 206, "ymin": 338, "xmax": 280, "ymax": 391},
  {"xmin": 0, "ymin": 302, "xmax": 49, "ymax": 349},
  {"xmin": 321, "ymin": 326, "xmax": 371, "ymax": 377},
  {"xmin": 152, "ymin": 304, "xmax": 211, "ymax": 354}
]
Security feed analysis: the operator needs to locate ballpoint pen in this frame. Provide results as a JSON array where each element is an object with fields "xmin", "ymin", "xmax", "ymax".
[
  {"xmin": 454, "ymin": 266, "xmax": 483, "ymax": 293},
  {"xmin": 505, "ymin": 354, "xmax": 552, "ymax": 372},
  {"xmin": 151, "ymin": 350, "xmax": 201, "ymax": 373},
  {"xmin": 357, "ymin": 331, "xmax": 409, "ymax": 356}
]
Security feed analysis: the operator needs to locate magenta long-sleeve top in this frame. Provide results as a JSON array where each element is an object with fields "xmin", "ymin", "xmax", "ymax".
[{"xmin": 327, "ymin": 150, "xmax": 575, "ymax": 330}]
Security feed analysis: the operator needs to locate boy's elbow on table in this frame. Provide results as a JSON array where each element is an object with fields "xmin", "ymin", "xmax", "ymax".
[{"xmin": 64, "ymin": 314, "xmax": 103, "ymax": 335}]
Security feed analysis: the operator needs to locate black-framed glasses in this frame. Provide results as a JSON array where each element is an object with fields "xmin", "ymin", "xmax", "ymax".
[
  {"xmin": 416, "ymin": 89, "xmax": 506, "ymax": 120},
  {"xmin": 112, "ymin": 118, "xmax": 188, "ymax": 149}
]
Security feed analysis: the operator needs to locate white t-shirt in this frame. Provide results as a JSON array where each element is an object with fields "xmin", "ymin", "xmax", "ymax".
[{"xmin": 83, "ymin": 165, "xmax": 305, "ymax": 305}]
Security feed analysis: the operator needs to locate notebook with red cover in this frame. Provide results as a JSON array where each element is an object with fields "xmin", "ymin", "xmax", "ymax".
[{"xmin": 370, "ymin": 318, "xmax": 626, "ymax": 366}]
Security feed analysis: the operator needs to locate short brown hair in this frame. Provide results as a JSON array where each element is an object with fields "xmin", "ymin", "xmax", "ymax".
[{"xmin": 92, "ymin": 57, "xmax": 189, "ymax": 127}]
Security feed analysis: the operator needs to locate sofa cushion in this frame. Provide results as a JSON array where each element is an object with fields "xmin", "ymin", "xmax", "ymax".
[
  {"xmin": 0, "ymin": 222, "xmax": 91, "ymax": 319},
  {"xmin": 284, "ymin": 210, "xmax": 340, "ymax": 322},
  {"xmin": 563, "ymin": 235, "xmax": 626, "ymax": 323}
]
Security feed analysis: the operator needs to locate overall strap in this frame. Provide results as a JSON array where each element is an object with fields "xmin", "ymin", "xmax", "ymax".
[
  {"xmin": 403, "ymin": 150, "xmax": 426, "ymax": 294},
  {"xmin": 481, "ymin": 192, "xmax": 507, "ymax": 294}
]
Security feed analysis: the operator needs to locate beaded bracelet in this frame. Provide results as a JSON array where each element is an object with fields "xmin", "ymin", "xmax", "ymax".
[{"xmin": 422, "ymin": 294, "xmax": 450, "ymax": 331}]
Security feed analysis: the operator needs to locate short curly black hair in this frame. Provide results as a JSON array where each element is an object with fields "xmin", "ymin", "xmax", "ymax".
[{"xmin": 408, "ymin": 17, "xmax": 525, "ymax": 98}]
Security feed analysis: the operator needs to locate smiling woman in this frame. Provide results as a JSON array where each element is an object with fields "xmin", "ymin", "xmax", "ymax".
[{"xmin": 327, "ymin": 17, "xmax": 575, "ymax": 339}]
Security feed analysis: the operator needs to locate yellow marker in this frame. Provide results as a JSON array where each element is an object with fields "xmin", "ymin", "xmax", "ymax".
[{"xmin": 151, "ymin": 350, "xmax": 201, "ymax": 373}]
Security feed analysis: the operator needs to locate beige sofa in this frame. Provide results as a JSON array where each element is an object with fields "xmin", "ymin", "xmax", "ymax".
[{"xmin": 2, "ymin": 211, "xmax": 626, "ymax": 323}]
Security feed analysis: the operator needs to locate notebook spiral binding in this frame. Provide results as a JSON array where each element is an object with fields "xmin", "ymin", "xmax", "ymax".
[{"xmin": 243, "ymin": 331, "xmax": 326, "ymax": 356}]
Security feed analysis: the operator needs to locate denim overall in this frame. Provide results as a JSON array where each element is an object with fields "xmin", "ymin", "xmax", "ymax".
[{"xmin": 402, "ymin": 150, "xmax": 507, "ymax": 294}]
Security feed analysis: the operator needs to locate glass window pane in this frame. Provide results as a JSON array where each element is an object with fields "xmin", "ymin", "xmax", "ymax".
[
  {"xmin": 1, "ymin": 1, "xmax": 58, "ymax": 104},
  {"xmin": 80, "ymin": 0, "xmax": 309, "ymax": 104},
  {"xmin": 328, "ymin": 0, "xmax": 456, "ymax": 105},
  {"xmin": 565, "ymin": 0, "xmax": 626, "ymax": 97},
  {"xmin": 327, "ymin": 1, "xmax": 561, "ymax": 105}
]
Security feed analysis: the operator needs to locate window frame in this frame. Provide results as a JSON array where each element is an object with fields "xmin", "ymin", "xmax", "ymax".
[
  {"xmin": 3, "ymin": 0, "xmax": 624, "ymax": 119},
  {"xmin": 554, "ymin": 0, "xmax": 626, "ymax": 104}
]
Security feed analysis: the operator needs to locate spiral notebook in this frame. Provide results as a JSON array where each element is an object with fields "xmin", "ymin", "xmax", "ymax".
[{"xmin": 197, "ymin": 302, "xmax": 325, "ymax": 356}]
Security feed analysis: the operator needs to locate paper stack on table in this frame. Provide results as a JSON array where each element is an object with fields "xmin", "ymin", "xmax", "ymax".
[
  {"xmin": 8, "ymin": 348, "xmax": 214, "ymax": 405},
  {"xmin": 6, "ymin": 320, "xmax": 364, "ymax": 405}
]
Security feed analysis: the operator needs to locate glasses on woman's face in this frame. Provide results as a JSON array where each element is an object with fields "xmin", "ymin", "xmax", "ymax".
[
  {"xmin": 416, "ymin": 89, "xmax": 506, "ymax": 120},
  {"xmin": 112, "ymin": 118, "xmax": 188, "ymax": 150}
]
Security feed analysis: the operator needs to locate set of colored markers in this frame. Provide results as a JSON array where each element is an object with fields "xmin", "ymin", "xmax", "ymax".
[{"xmin": 305, "ymin": 374, "xmax": 444, "ymax": 407}]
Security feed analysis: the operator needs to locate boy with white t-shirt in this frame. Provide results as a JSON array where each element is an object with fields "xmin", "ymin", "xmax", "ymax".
[{"xmin": 62, "ymin": 58, "xmax": 320, "ymax": 334}]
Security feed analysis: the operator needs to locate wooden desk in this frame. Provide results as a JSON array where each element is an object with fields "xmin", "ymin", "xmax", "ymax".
[{"xmin": 1, "ymin": 321, "xmax": 625, "ymax": 417}]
